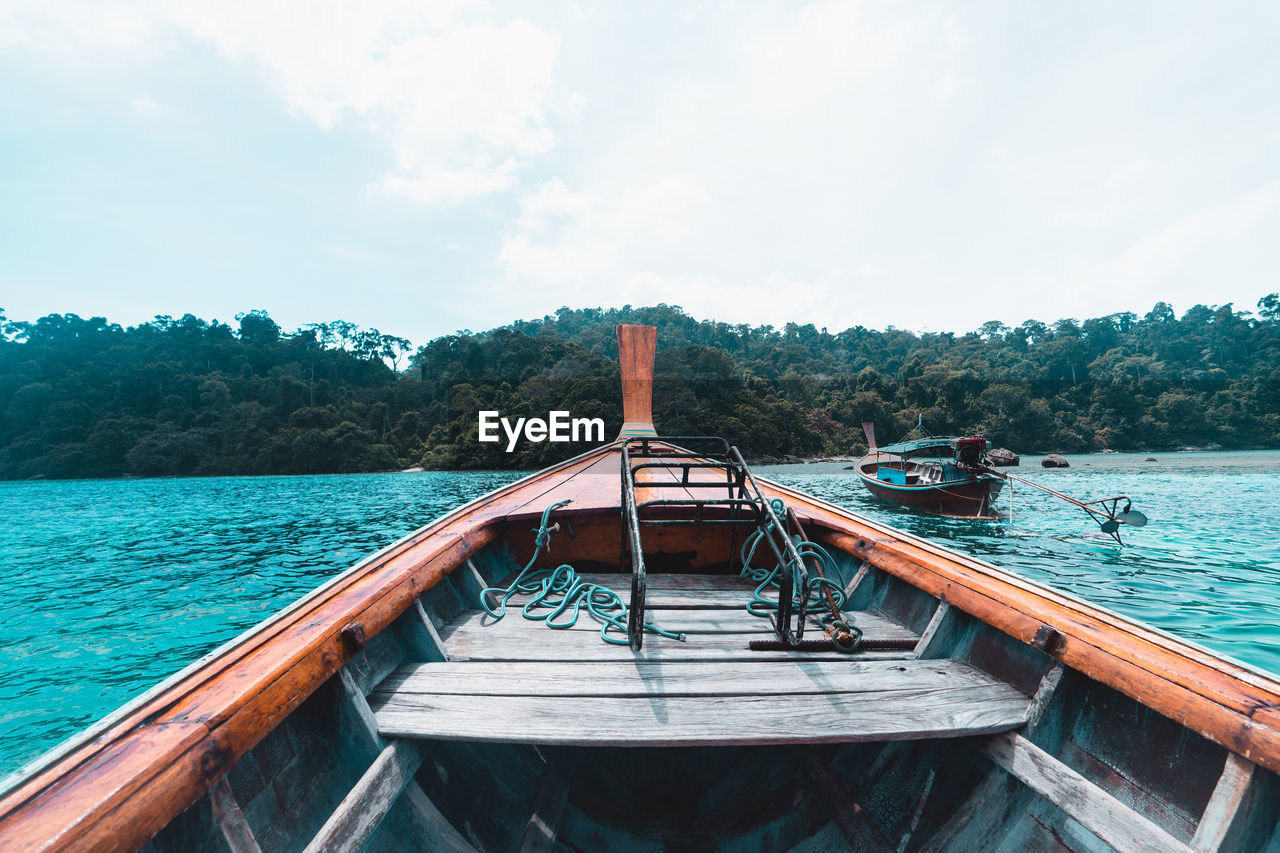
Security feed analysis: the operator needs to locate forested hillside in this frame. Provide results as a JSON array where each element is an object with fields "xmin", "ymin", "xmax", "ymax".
[{"xmin": 2, "ymin": 297, "xmax": 1278, "ymax": 479}]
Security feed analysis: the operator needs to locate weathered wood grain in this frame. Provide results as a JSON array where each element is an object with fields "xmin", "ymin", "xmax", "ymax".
[
  {"xmin": 913, "ymin": 601, "xmax": 951, "ymax": 657},
  {"xmin": 1025, "ymin": 663, "xmax": 1064, "ymax": 730},
  {"xmin": 335, "ymin": 667, "xmax": 476, "ymax": 853},
  {"xmin": 518, "ymin": 764, "xmax": 570, "ymax": 853},
  {"xmin": 973, "ymin": 731, "xmax": 1193, "ymax": 853},
  {"xmin": 442, "ymin": 626, "xmax": 915, "ymax": 663},
  {"xmin": 411, "ymin": 600, "xmax": 451, "ymax": 662},
  {"xmin": 443, "ymin": 607, "xmax": 915, "ymax": 641},
  {"xmin": 207, "ymin": 777, "xmax": 262, "ymax": 853},
  {"xmin": 337, "ymin": 668, "xmax": 384, "ymax": 748},
  {"xmin": 844, "ymin": 563, "xmax": 871, "ymax": 602},
  {"xmin": 1056, "ymin": 740, "xmax": 1198, "ymax": 842},
  {"xmin": 443, "ymin": 606, "xmax": 918, "ymax": 647},
  {"xmin": 374, "ymin": 660, "xmax": 1002, "ymax": 700},
  {"xmin": 1191, "ymin": 753, "xmax": 1257, "ymax": 852},
  {"xmin": 300, "ymin": 741, "xmax": 426, "ymax": 853},
  {"xmin": 375, "ymin": 684, "xmax": 1031, "ymax": 746},
  {"xmin": 617, "ymin": 324, "xmax": 656, "ymax": 436},
  {"xmin": 636, "ymin": 590, "xmax": 761, "ymax": 609},
  {"xmin": 798, "ymin": 752, "xmax": 894, "ymax": 851},
  {"xmin": 577, "ymin": 572, "xmax": 754, "ymax": 591},
  {"xmin": 399, "ymin": 785, "xmax": 479, "ymax": 853},
  {"xmin": 499, "ymin": 571, "xmax": 761, "ymax": 593}
]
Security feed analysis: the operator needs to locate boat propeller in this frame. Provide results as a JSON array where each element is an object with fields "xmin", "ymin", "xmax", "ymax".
[
  {"xmin": 989, "ymin": 467, "xmax": 1148, "ymax": 544},
  {"xmin": 1084, "ymin": 497, "xmax": 1147, "ymax": 542},
  {"xmin": 1116, "ymin": 507, "xmax": 1148, "ymax": 527}
]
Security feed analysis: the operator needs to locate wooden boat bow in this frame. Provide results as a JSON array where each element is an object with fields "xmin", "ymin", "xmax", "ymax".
[{"xmin": 2, "ymin": 324, "xmax": 1278, "ymax": 852}]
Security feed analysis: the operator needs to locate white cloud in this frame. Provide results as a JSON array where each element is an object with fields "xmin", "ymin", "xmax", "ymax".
[
  {"xmin": 499, "ymin": 176, "xmax": 712, "ymax": 284},
  {"xmin": 1103, "ymin": 157, "xmax": 1160, "ymax": 191},
  {"xmin": 7, "ymin": 0, "xmax": 1279, "ymax": 338},
  {"xmin": 498, "ymin": 233, "xmax": 605, "ymax": 283},
  {"xmin": 515, "ymin": 178, "xmax": 594, "ymax": 233},
  {"xmin": 372, "ymin": 158, "xmax": 519, "ymax": 207},
  {"xmin": 2, "ymin": 0, "xmax": 563, "ymax": 207},
  {"xmin": 129, "ymin": 93, "xmax": 160, "ymax": 114},
  {"xmin": 620, "ymin": 270, "xmax": 858, "ymax": 331},
  {"xmin": 933, "ymin": 70, "xmax": 971, "ymax": 101},
  {"xmin": 493, "ymin": 2, "xmax": 970, "ymax": 331},
  {"xmin": 0, "ymin": 3, "xmax": 159, "ymax": 54},
  {"xmin": 1092, "ymin": 183, "xmax": 1280, "ymax": 288}
]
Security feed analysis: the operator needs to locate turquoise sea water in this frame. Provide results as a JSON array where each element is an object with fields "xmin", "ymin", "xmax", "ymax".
[{"xmin": 1, "ymin": 451, "xmax": 1278, "ymax": 778}]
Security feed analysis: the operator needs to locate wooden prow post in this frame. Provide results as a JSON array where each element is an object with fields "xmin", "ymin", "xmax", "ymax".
[{"xmin": 616, "ymin": 324, "xmax": 657, "ymax": 439}]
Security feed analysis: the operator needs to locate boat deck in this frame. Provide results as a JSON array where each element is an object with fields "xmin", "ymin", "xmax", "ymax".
[{"xmin": 370, "ymin": 572, "xmax": 1033, "ymax": 746}]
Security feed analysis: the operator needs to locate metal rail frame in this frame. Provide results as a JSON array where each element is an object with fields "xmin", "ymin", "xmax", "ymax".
[{"xmin": 620, "ymin": 436, "xmax": 810, "ymax": 650}]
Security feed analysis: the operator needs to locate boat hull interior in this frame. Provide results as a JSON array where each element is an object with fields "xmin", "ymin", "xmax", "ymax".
[{"xmin": 133, "ymin": 511, "xmax": 1279, "ymax": 853}]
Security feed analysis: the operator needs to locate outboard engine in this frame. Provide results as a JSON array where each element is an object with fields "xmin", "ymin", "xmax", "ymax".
[{"xmin": 955, "ymin": 436, "xmax": 987, "ymax": 468}]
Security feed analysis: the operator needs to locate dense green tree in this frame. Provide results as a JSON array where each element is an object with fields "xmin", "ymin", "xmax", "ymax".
[{"xmin": 1, "ymin": 297, "xmax": 1278, "ymax": 479}]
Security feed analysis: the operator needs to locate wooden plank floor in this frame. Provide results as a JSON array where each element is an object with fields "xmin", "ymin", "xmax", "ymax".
[
  {"xmin": 370, "ymin": 660, "xmax": 1032, "ymax": 746},
  {"xmin": 459, "ymin": 571, "xmax": 919, "ymax": 663},
  {"xmin": 368, "ymin": 573, "xmax": 1031, "ymax": 747}
]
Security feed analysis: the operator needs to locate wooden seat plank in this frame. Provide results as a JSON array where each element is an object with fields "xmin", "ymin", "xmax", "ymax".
[
  {"xmin": 374, "ymin": 660, "xmax": 991, "ymax": 699},
  {"xmin": 637, "ymin": 590, "xmax": 760, "ymax": 609},
  {"xmin": 483, "ymin": 587, "xmax": 757, "ymax": 610},
  {"xmin": 497, "ymin": 572, "xmax": 773, "ymax": 593},
  {"xmin": 454, "ymin": 608, "xmax": 772, "ymax": 635},
  {"xmin": 590, "ymin": 572, "xmax": 754, "ymax": 591},
  {"xmin": 441, "ymin": 613, "xmax": 917, "ymax": 663},
  {"xmin": 441, "ymin": 633, "xmax": 914, "ymax": 662},
  {"xmin": 446, "ymin": 608, "xmax": 914, "ymax": 640},
  {"xmin": 372, "ymin": 671, "xmax": 1030, "ymax": 746},
  {"xmin": 487, "ymin": 572, "xmax": 874, "ymax": 614}
]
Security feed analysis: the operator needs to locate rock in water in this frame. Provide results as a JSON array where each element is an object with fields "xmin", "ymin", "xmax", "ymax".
[
  {"xmin": 1041, "ymin": 454, "xmax": 1069, "ymax": 468},
  {"xmin": 1145, "ymin": 457, "xmax": 1157, "ymax": 462},
  {"xmin": 988, "ymin": 448, "xmax": 1020, "ymax": 467}
]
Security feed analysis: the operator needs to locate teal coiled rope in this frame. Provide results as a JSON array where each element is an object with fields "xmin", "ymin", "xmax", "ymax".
[
  {"xmin": 479, "ymin": 500, "xmax": 686, "ymax": 646},
  {"xmin": 739, "ymin": 498, "xmax": 863, "ymax": 651}
]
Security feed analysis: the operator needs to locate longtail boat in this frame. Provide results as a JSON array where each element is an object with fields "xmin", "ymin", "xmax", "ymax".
[
  {"xmin": 2, "ymin": 325, "xmax": 1278, "ymax": 852},
  {"xmin": 854, "ymin": 429, "xmax": 1006, "ymax": 518}
]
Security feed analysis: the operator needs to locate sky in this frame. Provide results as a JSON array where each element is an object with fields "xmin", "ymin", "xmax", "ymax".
[{"xmin": 2, "ymin": 1, "xmax": 1278, "ymax": 346}]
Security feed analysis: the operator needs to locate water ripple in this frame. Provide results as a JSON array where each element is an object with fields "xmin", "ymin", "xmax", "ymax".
[{"xmin": 0, "ymin": 470, "xmax": 520, "ymax": 777}]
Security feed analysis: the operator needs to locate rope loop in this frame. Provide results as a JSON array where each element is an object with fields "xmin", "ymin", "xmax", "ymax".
[
  {"xmin": 829, "ymin": 620, "xmax": 864, "ymax": 653},
  {"xmin": 738, "ymin": 504, "xmax": 847, "ymax": 619},
  {"xmin": 479, "ymin": 500, "xmax": 685, "ymax": 645}
]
